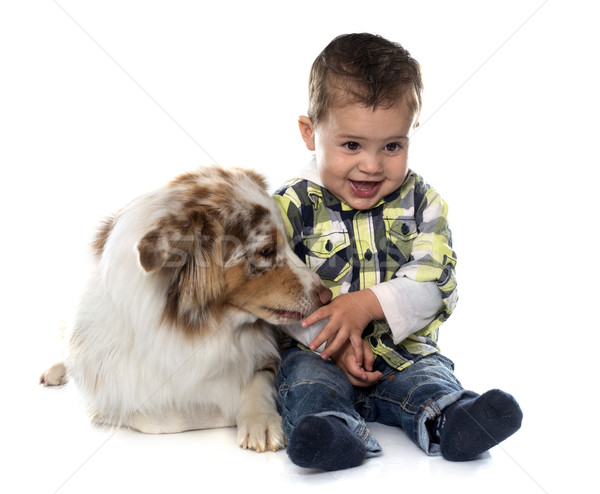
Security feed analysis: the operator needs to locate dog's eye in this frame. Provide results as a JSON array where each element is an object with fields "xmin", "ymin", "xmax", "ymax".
[{"xmin": 258, "ymin": 246, "xmax": 275, "ymax": 258}]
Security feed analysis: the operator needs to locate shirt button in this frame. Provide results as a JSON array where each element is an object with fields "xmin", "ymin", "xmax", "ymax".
[
  {"xmin": 325, "ymin": 240, "xmax": 333, "ymax": 252},
  {"xmin": 364, "ymin": 249, "xmax": 373, "ymax": 261},
  {"xmin": 401, "ymin": 223, "xmax": 410, "ymax": 235}
]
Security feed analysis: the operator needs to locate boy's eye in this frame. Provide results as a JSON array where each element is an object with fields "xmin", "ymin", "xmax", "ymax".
[
  {"xmin": 384, "ymin": 143, "xmax": 403, "ymax": 153},
  {"xmin": 344, "ymin": 142, "xmax": 360, "ymax": 151}
]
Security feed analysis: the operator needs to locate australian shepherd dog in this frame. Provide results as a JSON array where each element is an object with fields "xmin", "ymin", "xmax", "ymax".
[{"xmin": 40, "ymin": 166, "xmax": 330, "ymax": 452}]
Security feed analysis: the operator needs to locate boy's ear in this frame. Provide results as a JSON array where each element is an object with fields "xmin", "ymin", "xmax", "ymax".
[{"xmin": 298, "ymin": 116, "xmax": 316, "ymax": 151}]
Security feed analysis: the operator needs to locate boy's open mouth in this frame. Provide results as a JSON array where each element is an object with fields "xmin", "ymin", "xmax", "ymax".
[{"xmin": 348, "ymin": 179, "xmax": 383, "ymax": 198}]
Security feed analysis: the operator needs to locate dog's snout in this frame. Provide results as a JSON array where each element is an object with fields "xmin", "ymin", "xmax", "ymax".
[{"xmin": 315, "ymin": 284, "xmax": 332, "ymax": 306}]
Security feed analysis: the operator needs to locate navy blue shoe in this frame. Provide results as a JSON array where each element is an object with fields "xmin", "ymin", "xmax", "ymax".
[
  {"xmin": 439, "ymin": 389, "xmax": 523, "ymax": 461},
  {"xmin": 287, "ymin": 415, "xmax": 367, "ymax": 471}
]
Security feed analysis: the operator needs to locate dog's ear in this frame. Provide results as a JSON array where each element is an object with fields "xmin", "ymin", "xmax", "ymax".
[
  {"xmin": 136, "ymin": 210, "xmax": 226, "ymax": 309},
  {"xmin": 137, "ymin": 228, "xmax": 169, "ymax": 273}
]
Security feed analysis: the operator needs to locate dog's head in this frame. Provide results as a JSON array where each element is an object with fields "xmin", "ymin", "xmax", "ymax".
[{"xmin": 123, "ymin": 166, "xmax": 329, "ymax": 335}]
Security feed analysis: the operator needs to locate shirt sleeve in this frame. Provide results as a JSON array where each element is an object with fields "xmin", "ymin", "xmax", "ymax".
[
  {"xmin": 276, "ymin": 319, "xmax": 327, "ymax": 352},
  {"xmin": 395, "ymin": 181, "xmax": 458, "ymax": 320},
  {"xmin": 368, "ymin": 279, "xmax": 443, "ymax": 344}
]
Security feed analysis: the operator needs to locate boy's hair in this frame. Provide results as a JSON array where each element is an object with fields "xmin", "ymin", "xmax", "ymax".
[{"xmin": 307, "ymin": 33, "xmax": 423, "ymax": 127}]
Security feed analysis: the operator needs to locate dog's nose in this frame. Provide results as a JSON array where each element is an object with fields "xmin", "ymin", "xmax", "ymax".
[{"xmin": 316, "ymin": 284, "xmax": 332, "ymax": 306}]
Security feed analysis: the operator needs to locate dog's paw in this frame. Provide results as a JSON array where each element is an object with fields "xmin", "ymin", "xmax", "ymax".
[
  {"xmin": 237, "ymin": 413, "xmax": 286, "ymax": 453},
  {"xmin": 40, "ymin": 362, "xmax": 68, "ymax": 386}
]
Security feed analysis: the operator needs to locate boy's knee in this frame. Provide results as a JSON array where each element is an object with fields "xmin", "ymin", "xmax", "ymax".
[
  {"xmin": 278, "ymin": 348, "xmax": 345, "ymax": 384},
  {"xmin": 277, "ymin": 350, "xmax": 354, "ymax": 406}
]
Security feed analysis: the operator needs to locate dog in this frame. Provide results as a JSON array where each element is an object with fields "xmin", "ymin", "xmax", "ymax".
[{"xmin": 40, "ymin": 165, "xmax": 331, "ymax": 452}]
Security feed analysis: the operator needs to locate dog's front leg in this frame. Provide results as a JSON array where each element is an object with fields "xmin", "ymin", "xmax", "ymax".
[{"xmin": 236, "ymin": 368, "xmax": 285, "ymax": 452}]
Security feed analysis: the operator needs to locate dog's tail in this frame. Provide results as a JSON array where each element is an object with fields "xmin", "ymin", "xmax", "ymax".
[
  {"xmin": 39, "ymin": 320, "xmax": 69, "ymax": 386},
  {"xmin": 40, "ymin": 362, "xmax": 68, "ymax": 386}
]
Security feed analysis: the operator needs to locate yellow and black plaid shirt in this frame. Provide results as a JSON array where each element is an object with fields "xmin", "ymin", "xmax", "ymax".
[{"xmin": 273, "ymin": 170, "xmax": 458, "ymax": 371}]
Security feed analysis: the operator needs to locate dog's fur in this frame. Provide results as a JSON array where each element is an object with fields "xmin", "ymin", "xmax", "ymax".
[{"xmin": 40, "ymin": 166, "xmax": 330, "ymax": 452}]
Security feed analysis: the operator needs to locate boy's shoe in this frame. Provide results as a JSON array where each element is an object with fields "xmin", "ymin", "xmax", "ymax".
[
  {"xmin": 437, "ymin": 388, "xmax": 523, "ymax": 461},
  {"xmin": 287, "ymin": 415, "xmax": 367, "ymax": 471}
]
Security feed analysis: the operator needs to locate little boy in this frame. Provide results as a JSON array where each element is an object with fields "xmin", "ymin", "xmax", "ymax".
[{"xmin": 273, "ymin": 33, "xmax": 522, "ymax": 471}]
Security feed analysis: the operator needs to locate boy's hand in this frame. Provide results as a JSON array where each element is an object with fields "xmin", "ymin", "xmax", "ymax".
[
  {"xmin": 302, "ymin": 289, "xmax": 383, "ymax": 363},
  {"xmin": 304, "ymin": 293, "xmax": 368, "ymax": 363},
  {"xmin": 331, "ymin": 340, "xmax": 382, "ymax": 387}
]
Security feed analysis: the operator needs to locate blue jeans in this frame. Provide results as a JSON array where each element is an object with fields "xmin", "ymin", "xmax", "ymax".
[{"xmin": 276, "ymin": 345, "xmax": 477, "ymax": 456}]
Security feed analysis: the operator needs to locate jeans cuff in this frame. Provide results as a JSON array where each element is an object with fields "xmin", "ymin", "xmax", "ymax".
[
  {"xmin": 312, "ymin": 411, "xmax": 383, "ymax": 458},
  {"xmin": 416, "ymin": 389, "xmax": 478, "ymax": 456}
]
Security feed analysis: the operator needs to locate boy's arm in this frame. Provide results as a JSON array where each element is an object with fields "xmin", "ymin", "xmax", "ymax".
[
  {"xmin": 304, "ymin": 279, "xmax": 443, "ymax": 363},
  {"xmin": 393, "ymin": 182, "xmax": 458, "ymax": 320},
  {"xmin": 276, "ymin": 318, "xmax": 327, "ymax": 350},
  {"xmin": 368, "ymin": 278, "xmax": 443, "ymax": 344}
]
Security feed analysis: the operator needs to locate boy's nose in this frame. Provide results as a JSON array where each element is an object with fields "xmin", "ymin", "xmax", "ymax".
[{"xmin": 358, "ymin": 153, "xmax": 384, "ymax": 175}]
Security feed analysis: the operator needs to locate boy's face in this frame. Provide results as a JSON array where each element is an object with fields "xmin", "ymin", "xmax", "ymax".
[{"xmin": 299, "ymin": 103, "xmax": 415, "ymax": 210}]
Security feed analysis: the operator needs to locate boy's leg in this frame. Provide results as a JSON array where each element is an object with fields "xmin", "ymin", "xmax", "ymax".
[
  {"xmin": 276, "ymin": 345, "xmax": 381, "ymax": 470},
  {"xmin": 368, "ymin": 353, "xmax": 522, "ymax": 460}
]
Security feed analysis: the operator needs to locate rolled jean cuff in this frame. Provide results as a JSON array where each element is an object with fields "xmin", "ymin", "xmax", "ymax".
[
  {"xmin": 312, "ymin": 411, "xmax": 382, "ymax": 458},
  {"xmin": 416, "ymin": 389, "xmax": 479, "ymax": 456}
]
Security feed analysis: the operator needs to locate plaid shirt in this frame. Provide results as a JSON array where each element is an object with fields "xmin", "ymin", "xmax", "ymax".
[{"xmin": 273, "ymin": 170, "xmax": 458, "ymax": 371}]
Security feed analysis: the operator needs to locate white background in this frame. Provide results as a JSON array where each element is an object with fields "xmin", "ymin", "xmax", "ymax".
[{"xmin": 1, "ymin": 1, "xmax": 598, "ymax": 493}]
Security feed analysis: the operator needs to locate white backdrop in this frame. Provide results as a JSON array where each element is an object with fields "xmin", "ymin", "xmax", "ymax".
[{"xmin": 1, "ymin": 1, "xmax": 598, "ymax": 493}]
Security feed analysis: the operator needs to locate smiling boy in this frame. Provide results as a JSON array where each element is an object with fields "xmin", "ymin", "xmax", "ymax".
[{"xmin": 273, "ymin": 33, "xmax": 522, "ymax": 471}]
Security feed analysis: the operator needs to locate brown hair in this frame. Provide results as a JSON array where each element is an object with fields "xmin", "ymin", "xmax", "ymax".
[{"xmin": 307, "ymin": 33, "xmax": 423, "ymax": 127}]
